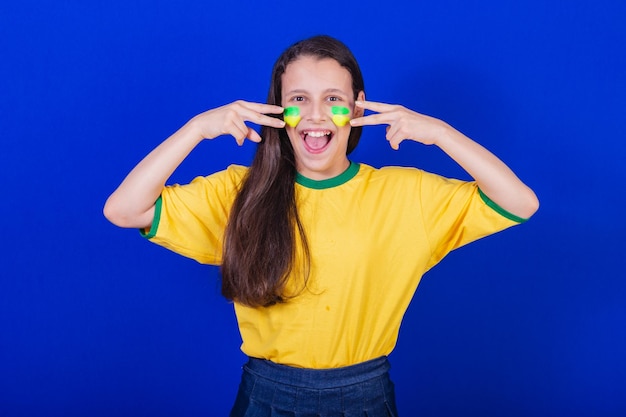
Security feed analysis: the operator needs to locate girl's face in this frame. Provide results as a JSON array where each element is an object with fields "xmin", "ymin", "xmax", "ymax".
[{"xmin": 281, "ymin": 56, "xmax": 364, "ymax": 180}]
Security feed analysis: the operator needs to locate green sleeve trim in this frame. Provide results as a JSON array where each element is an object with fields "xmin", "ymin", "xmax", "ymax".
[
  {"xmin": 139, "ymin": 196, "xmax": 162, "ymax": 239},
  {"xmin": 478, "ymin": 188, "xmax": 528, "ymax": 223}
]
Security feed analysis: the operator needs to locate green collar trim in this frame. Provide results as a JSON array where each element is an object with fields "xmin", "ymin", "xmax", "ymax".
[
  {"xmin": 296, "ymin": 162, "xmax": 360, "ymax": 189},
  {"xmin": 478, "ymin": 188, "xmax": 528, "ymax": 223}
]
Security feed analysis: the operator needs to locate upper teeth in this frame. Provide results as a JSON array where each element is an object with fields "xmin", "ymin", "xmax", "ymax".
[{"xmin": 304, "ymin": 131, "xmax": 331, "ymax": 137}]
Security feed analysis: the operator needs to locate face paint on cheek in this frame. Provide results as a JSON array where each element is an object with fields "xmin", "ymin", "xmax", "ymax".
[
  {"xmin": 331, "ymin": 106, "xmax": 350, "ymax": 127},
  {"xmin": 283, "ymin": 106, "xmax": 301, "ymax": 127}
]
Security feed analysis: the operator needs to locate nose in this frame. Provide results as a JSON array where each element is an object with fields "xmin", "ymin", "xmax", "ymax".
[{"xmin": 305, "ymin": 100, "xmax": 327, "ymax": 123}]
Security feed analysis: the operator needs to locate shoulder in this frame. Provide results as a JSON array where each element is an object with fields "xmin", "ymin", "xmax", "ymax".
[
  {"xmin": 186, "ymin": 164, "xmax": 248, "ymax": 187},
  {"xmin": 204, "ymin": 164, "xmax": 248, "ymax": 182},
  {"xmin": 225, "ymin": 164, "xmax": 249, "ymax": 178},
  {"xmin": 354, "ymin": 163, "xmax": 476, "ymax": 200},
  {"xmin": 162, "ymin": 165, "xmax": 249, "ymax": 201},
  {"xmin": 363, "ymin": 163, "xmax": 470, "ymax": 185},
  {"xmin": 356, "ymin": 163, "xmax": 425, "ymax": 184}
]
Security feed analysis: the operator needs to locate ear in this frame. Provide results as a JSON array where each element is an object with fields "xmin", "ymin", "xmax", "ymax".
[{"xmin": 354, "ymin": 91, "xmax": 366, "ymax": 117}]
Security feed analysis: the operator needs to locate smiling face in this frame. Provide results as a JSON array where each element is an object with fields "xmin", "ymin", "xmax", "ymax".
[{"xmin": 281, "ymin": 56, "xmax": 365, "ymax": 180}]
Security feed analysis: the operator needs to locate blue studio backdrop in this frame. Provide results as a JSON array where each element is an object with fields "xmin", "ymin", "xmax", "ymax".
[{"xmin": 1, "ymin": 1, "xmax": 625, "ymax": 416}]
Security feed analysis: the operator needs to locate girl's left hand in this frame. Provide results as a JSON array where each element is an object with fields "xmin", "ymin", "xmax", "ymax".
[{"xmin": 349, "ymin": 100, "xmax": 449, "ymax": 150}]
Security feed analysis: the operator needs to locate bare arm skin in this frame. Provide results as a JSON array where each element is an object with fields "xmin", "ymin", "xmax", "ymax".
[
  {"xmin": 103, "ymin": 101, "xmax": 285, "ymax": 229},
  {"xmin": 350, "ymin": 100, "xmax": 539, "ymax": 219}
]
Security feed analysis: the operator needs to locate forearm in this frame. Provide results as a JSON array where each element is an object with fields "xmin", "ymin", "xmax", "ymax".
[
  {"xmin": 435, "ymin": 125, "xmax": 539, "ymax": 219},
  {"xmin": 104, "ymin": 122, "xmax": 203, "ymax": 228}
]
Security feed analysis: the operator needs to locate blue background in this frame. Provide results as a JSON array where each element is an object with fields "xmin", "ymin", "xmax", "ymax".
[{"xmin": 1, "ymin": 0, "xmax": 625, "ymax": 416}]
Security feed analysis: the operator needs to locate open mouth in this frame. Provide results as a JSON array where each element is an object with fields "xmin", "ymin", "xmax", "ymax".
[{"xmin": 301, "ymin": 129, "xmax": 333, "ymax": 153}]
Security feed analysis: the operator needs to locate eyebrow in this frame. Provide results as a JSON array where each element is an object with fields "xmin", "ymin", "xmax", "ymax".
[{"xmin": 284, "ymin": 88, "xmax": 350, "ymax": 96}]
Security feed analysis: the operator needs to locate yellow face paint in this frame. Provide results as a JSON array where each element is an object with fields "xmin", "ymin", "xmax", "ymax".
[
  {"xmin": 331, "ymin": 106, "xmax": 350, "ymax": 127},
  {"xmin": 283, "ymin": 106, "xmax": 301, "ymax": 127}
]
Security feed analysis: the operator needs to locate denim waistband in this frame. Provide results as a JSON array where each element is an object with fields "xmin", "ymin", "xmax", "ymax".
[{"xmin": 243, "ymin": 356, "xmax": 391, "ymax": 390}]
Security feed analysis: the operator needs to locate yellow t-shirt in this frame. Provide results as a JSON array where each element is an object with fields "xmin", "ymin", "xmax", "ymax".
[{"xmin": 143, "ymin": 162, "xmax": 524, "ymax": 368}]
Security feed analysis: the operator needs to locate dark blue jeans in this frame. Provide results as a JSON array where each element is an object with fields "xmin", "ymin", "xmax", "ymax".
[{"xmin": 230, "ymin": 356, "xmax": 399, "ymax": 417}]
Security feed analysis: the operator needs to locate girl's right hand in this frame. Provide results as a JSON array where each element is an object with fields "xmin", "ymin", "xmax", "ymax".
[{"xmin": 188, "ymin": 100, "xmax": 286, "ymax": 145}]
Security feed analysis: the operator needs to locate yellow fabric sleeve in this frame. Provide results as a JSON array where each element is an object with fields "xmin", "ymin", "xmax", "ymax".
[{"xmin": 142, "ymin": 165, "xmax": 247, "ymax": 265}]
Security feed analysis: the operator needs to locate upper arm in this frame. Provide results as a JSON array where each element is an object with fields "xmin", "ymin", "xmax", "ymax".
[
  {"xmin": 136, "ymin": 205, "xmax": 156, "ymax": 232},
  {"xmin": 103, "ymin": 195, "xmax": 156, "ymax": 230}
]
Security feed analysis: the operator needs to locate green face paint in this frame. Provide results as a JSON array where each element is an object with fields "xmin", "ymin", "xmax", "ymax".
[
  {"xmin": 331, "ymin": 106, "xmax": 350, "ymax": 127},
  {"xmin": 283, "ymin": 106, "xmax": 301, "ymax": 127}
]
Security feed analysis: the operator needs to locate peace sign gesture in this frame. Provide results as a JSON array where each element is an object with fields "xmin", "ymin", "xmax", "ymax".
[
  {"xmin": 349, "ymin": 100, "xmax": 449, "ymax": 150},
  {"xmin": 190, "ymin": 100, "xmax": 285, "ymax": 145}
]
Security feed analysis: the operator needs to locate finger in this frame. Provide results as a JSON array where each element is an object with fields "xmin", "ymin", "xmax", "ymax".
[
  {"xmin": 355, "ymin": 100, "xmax": 398, "ymax": 113},
  {"xmin": 239, "ymin": 107, "xmax": 286, "ymax": 129},
  {"xmin": 386, "ymin": 129, "xmax": 401, "ymax": 150},
  {"xmin": 386, "ymin": 124, "xmax": 400, "ymax": 142},
  {"xmin": 234, "ymin": 132, "xmax": 246, "ymax": 146},
  {"xmin": 229, "ymin": 120, "xmax": 249, "ymax": 145},
  {"xmin": 237, "ymin": 100, "xmax": 284, "ymax": 115},
  {"xmin": 350, "ymin": 112, "xmax": 395, "ymax": 127},
  {"xmin": 259, "ymin": 114, "xmax": 286, "ymax": 129},
  {"xmin": 247, "ymin": 127, "xmax": 262, "ymax": 143},
  {"xmin": 387, "ymin": 127, "xmax": 410, "ymax": 150}
]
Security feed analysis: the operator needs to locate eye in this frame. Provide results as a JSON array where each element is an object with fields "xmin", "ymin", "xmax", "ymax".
[
  {"xmin": 291, "ymin": 96, "xmax": 305, "ymax": 102},
  {"xmin": 328, "ymin": 96, "xmax": 341, "ymax": 102}
]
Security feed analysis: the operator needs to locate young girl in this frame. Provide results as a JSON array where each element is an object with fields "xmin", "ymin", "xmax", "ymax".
[{"xmin": 104, "ymin": 35, "xmax": 538, "ymax": 416}]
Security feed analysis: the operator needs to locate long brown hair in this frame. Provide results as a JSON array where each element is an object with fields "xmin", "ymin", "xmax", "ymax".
[{"xmin": 221, "ymin": 35, "xmax": 365, "ymax": 307}]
